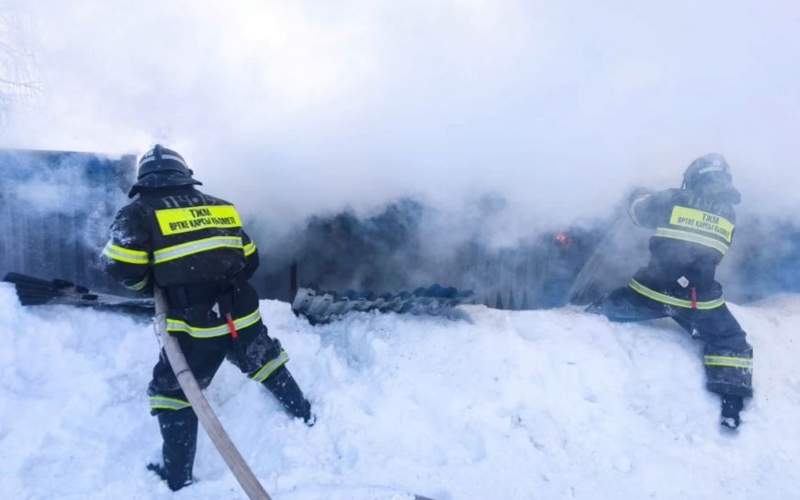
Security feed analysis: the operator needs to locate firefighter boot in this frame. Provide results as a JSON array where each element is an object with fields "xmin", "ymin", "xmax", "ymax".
[
  {"xmin": 147, "ymin": 408, "xmax": 198, "ymax": 491},
  {"xmin": 263, "ymin": 365, "xmax": 314, "ymax": 425},
  {"xmin": 720, "ymin": 394, "xmax": 744, "ymax": 430}
]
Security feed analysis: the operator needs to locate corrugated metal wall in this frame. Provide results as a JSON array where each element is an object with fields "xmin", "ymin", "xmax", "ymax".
[{"xmin": 0, "ymin": 149, "xmax": 136, "ymax": 291}]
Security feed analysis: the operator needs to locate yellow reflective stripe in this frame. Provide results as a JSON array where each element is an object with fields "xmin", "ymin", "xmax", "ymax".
[
  {"xmin": 166, "ymin": 308, "xmax": 261, "ymax": 338},
  {"xmin": 243, "ymin": 241, "xmax": 257, "ymax": 257},
  {"xmin": 704, "ymin": 355, "xmax": 753, "ymax": 369},
  {"xmin": 655, "ymin": 227, "xmax": 729, "ymax": 255},
  {"xmin": 153, "ymin": 236, "xmax": 243, "ymax": 264},
  {"xmin": 669, "ymin": 206, "xmax": 734, "ymax": 243},
  {"xmin": 103, "ymin": 242, "xmax": 150, "ymax": 265},
  {"xmin": 126, "ymin": 275, "xmax": 150, "ymax": 291},
  {"xmin": 629, "ymin": 279, "xmax": 725, "ymax": 310},
  {"xmin": 251, "ymin": 351, "xmax": 289, "ymax": 383},
  {"xmin": 149, "ymin": 396, "xmax": 191, "ymax": 411},
  {"xmin": 155, "ymin": 205, "xmax": 242, "ymax": 236}
]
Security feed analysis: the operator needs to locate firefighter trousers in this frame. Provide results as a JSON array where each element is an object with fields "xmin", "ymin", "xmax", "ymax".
[
  {"xmin": 146, "ymin": 321, "xmax": 311, "ymax": 489},
  {"xmin": 589, "ymin": 286, "xmax": 753, "ymax": 398}
]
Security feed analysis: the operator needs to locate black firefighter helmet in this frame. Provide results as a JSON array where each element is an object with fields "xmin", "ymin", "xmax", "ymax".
[
  {"xmin": 128, "ymin": 144, "xmax": 201, "ymax": 198},
  {"xmin": 681, "ymin": 153, "xmax": 741, "ymax": 204}
]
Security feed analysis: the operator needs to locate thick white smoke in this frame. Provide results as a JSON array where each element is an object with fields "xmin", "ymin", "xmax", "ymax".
[{"xmin": 2, "ymin": 0, "xmax": 799, "ymax": 236}]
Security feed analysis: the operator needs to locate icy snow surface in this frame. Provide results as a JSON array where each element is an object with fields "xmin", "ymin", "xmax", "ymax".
[{"xmin": 1, "ymin": 284, "xmax": 798, "ymax": 500}]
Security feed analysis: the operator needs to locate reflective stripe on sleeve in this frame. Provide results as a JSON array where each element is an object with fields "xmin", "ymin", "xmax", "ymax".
[
  {"xmin": 704, "ymin": 355, "xmax": 753, "ymax": 369},
  {"xmin": 628, "ymin": 193, "xmax": 652, "ymax": 227},
  {"xmin": 166, "ymin": 308, "xmax": 261, "ymax": 338},
  {"xmin": 125, "ymin": 275, "xmax": 150, "ymax": 291},
  {"xmin": 153, "ymin": 236, "xmax": 243, "ymax": 264},
  {"xmin": 251, "ymin": 350, "xmax": 289, "ymax": 383},
  {"xmin": 243, "ymin": 241, "xmax": 257, "ymax": 257},
  {"xmin": 149, "ymin": 395, "xmax": 191, "ymax": 411},
  {"xmin": 655, "ymin": 227, "xmax": 729, "ymax": 255},
  {"xmin": 629, "ymin": 279, "xmax": 725, "ymax": 310},
  {"xmin": 103, "ymin": 242, "xmax": 150, "ymax": 265}
]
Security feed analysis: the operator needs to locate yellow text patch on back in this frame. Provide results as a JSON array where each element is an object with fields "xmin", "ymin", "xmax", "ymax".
[
  {"xmin": 155, "ymin": 205, "xmax": 242, "ymax": 235},
  {"xmin": 669, "ymin": 206, "xmax": 734, "ymax": 242}
]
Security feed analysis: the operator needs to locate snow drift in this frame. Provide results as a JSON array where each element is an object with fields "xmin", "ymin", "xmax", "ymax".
[{"xmin": 0, "ymin": 284, "xmax": 797, "ymax": 500}]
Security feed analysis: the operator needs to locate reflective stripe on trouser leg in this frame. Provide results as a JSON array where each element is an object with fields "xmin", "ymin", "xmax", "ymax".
[
  {"xmin": 150, "ymin": 395, "xmax": 192, "ymax": 411},
  {"xmin": 704, "ymin": 355, "xmax": 753, "ymax": 369},
  {"xmin": 251, "ymin": 350, "xmax": 290, "ymax": 383},
  {"xmin": 703, "ymin": 353, "xmax": 753, "ymax": 397}
]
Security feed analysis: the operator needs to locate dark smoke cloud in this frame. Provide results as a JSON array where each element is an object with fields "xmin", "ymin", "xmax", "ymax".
[
  {"xmin": 253, "ymin": 196, "xmax": 605, "ymax": 307},
  {"xmin": 2, "ymin": 150, "xmax": 798, "ymax": 308},
  {"xmin": 251, "ymin": 195, "xmax": 800, "ymax": 308}
]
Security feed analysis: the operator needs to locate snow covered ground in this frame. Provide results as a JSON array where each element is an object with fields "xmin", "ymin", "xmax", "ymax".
[{"xmin": 1, "ymin": 283, "xmax": 798, "ymax": 500}]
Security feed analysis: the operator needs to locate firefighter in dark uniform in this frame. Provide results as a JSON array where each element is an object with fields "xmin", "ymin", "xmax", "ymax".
[
  {"xmin": 102, "ymin": 145, "xmax": 313, "ymax": 491},
  {"xmin": 587, "ymin": 153, "xmax": 753, "ymax": 429}
]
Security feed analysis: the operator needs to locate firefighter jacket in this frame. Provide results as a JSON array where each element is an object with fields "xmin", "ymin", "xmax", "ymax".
[
  {"xmin": 627, "ymin": 188, "xmax": 736, "ymax": 310},
  {"xmin": 102, "ymin": 186, "xmax": 262, "ymax": 338}
]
